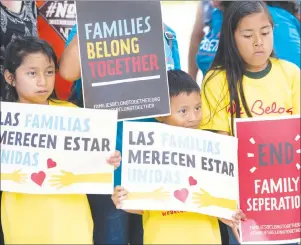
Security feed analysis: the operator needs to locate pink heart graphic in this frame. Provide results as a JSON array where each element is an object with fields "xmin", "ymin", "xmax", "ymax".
[
  {"xmin": 47, "ymin": 158, "xmax": 57, "ymax": 169},
  {"xmin": 189, "ymin": 176, "xmax": 197, "ymax": 186},
  {"xmin": 174, "ymin": 188, "xmax": 189, "ymax": 203},
  {"xmin": 31, "ymin": 171, "xmax": 46, "ymax": 186}
]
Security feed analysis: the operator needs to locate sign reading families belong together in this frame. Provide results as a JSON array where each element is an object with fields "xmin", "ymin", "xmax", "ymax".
[
  {"xmin": 0, "ymin": 102, "xmax": 117, "ymax": 194},
  {"xmin": 76, "ymin": 1, "xmax": 170, "ymax": 120},
  {"xmin": 121, "ymin": 122, "xmax": 239, "ymax": 220},
  {"xmin": 235, "ymin": 116, "xmax": 301, "ymax": 244}
]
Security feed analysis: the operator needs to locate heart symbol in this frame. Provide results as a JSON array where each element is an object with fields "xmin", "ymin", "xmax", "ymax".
[
  {"xmin": 174, "ymin": 188, "xmax": 189, "ymax": 203},
  {"xmin": 47, "ymin": 158, "xmax": 57, "ymax": 169},
  {"xmin": 189, "ymin": 176, "xmax": 197, "ymax": 186},
  {"xmin": 31, "ymin": 171, "xmax": 46, "ymax": 186}
]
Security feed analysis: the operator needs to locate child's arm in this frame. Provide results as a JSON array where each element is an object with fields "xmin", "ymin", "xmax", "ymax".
[{"xmin": 59, "ymin": 25, "xmax": 81, "ymax": 81}]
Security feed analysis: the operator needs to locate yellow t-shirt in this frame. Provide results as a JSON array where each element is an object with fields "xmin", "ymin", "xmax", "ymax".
[
  {"xmin": 143, "ymin": 210, "xmax": 221, "ymax": 244},
  {"xmin": 200, "ymin": 58, "xmax": 300, "ymax": 133},
  {"xmin": 1, "ymin": 100, "xmax": 93, "ymax": 244}
]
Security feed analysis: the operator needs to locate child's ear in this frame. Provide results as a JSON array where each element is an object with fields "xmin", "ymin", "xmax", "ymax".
[{"xmin": 4, "ymin": 70, "xmax": 15, "ymax": 86}]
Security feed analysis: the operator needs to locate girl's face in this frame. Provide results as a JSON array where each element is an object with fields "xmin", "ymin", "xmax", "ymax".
[
  {"xmin": 9, "ymin": 52, "xmax": 55, "ymax": 104},
  {"xmin": 234, "ymin": 11, "xmax": 273, "ymax": 72}
]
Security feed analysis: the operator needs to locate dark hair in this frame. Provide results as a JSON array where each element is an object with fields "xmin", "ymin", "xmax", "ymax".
[
  {"xmin": 167, "ymin": 70, "xmax": 200, "ymax": 98},
  {"xmin": 3, "ymin": 36, "xmax": 58, "ymax": 102},
  {"xmin": 221, "ymin": 1, "xmax": 299, "ymax": 17},
  {"xmin": 203, "ymin": 1, "xmax": 273, "ymax": 133}
]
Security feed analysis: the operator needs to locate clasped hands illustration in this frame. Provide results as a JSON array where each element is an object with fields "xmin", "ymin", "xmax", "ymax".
[
  {"xmin": 112, "ymin": 185, "xmax": 233, "ymax": 209},
  {"xmin": 113, "ymin": 185, "xmax": 245, "ymax": 237},
  {"xmin": 1, "ymin": 150, "xmax": 121, "ymax": 188}
]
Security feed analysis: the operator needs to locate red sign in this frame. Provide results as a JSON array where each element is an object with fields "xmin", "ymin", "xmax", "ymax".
[
  {"xmin": 36, "ymin": 1, "xmax": 76, "ymax": 100},
  {"xmin": 235, "ymin": 116, "xmax": 300, "ymax": 244}
]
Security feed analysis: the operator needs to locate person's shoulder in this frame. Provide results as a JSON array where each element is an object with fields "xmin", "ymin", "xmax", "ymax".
[
  {"xmin": 271, "ymin": 58, "xmax": 300, "ymax": 81},
  {"xmin": 268, "ymin": 5, "xmax": 299, "ymax": 24},
  {"xmin": 203, "ymin": 69, "xmax": 226, "ymax": 85},
  {"xmin": 212, "ymin": 8, "xmax": 223, "ymax": 18},
  {"xmin": 49, "ymin": 99, "xmax": 78, "ymax": 108},
  {"xmin": 271, "ymin": 58, "xmax": 300, "ymax": 72},
  {"xmin": 201, "ymin": 69, "xmax": 227, "ymax": 98}
]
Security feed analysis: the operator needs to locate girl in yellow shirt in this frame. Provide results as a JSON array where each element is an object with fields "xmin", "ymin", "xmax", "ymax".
[
  {"xmin": 200, "ymin": 1, "xmax": 300, "ymax": 133},
  {"xmin": 200, "ymin": 1, "xmax": 300, "ymax": 244},
  {"xmin": 1, "ymin": 36, "xmax": 121, "ymax": 244}
]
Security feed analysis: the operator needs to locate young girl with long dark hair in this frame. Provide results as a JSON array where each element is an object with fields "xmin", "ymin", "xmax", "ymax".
[{"xmin": 1, "ymin": 36, "xmax": 121, "ymax": 244}]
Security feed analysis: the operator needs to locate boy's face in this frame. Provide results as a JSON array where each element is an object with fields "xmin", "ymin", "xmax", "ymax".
[{"xmin": 160, "ymin": 92, "xmax": 202, "ymax": 129}]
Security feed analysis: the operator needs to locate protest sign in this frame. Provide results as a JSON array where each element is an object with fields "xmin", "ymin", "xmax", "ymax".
[
  {"xmin": 38, "ymin": 1, "xmax": 76, "ymax": 41},
  {"xmin": 235, "ymin": 116, "xmax": 301, "ymax": 244},
  {"xmin": 0, "ymin": 102, "xmax": 117, "ymax": 195},
  {"xmin": 76, "ymin": 1, "xmax": 170, "ymax": 120},
  {"xmin": 121, "ymin": 121, "xmax": 238, "ymax": 219}
]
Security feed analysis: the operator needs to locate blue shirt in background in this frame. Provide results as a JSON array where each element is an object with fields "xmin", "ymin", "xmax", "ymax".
[
  {"xmin": 65, "ymin": 24, "xmax": 180, "ymax": 186},
  {"xmin": 196, "ymin": 8, "xmax": 222, "ymax": 76},
  {"xmin": 196, "ymin": 6, "xmax": 301, "ymax": 76}
]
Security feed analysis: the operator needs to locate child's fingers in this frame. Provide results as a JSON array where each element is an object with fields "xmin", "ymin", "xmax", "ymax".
[
  {"xmin": 113, "ymin": 150, "xmax": 121, "ymax": 158},
  {"xmin": 231, "ymin": 217, "xmax": 240, "ymax": 227},
  {"xmin": 107, "ymin": 151, "xmax": 121, "ymax": 161},
  {"xmin": 114, "ymin": 186, "xmax": 125, "ymax": 192},
  {"xmin": 219, "ymin": 218, "xmax": 233, "ymax": 227},
  {"xmin": 233, "ymin": 209, "xmax": 246, "ymax": 222},
  {"xmin": 116, "ymin": 203, "xmax": 124, "ymax": 209},
  {"xmin": 238, "ymin": 209, "xmax": 247, "ymax": 220},
  {"xmin": 118, "ymin": 189, "xmax": 128, "ymax": 198},
  {"xmin": 112, "ymin": 187, "xmax": 128, "ymax": 201},
  {"xmin": 112, "ymin": 192, "xmax": 127, "ymax": 207},
  {"xmin": 232, "ymin": 213, "xmax": 242, "ymax": 226},
  {"xmin": 113, "ymin": 189, "xmax": 127, "ymax": 198},
  {"xmin": 106, "ymin": 157, "xmax": 121, "ymax": 169},
  {"xmin": 107, "ymin": 156, "xmax": 121, "ymax": 162},
  {"xmin": 108, "ymin": 161, "xmax": 121, "ymax": 170}
]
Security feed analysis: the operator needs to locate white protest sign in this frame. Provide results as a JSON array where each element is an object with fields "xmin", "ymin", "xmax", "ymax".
[
  {"xmin": 121, "ymin": 121, "xmax": 239, "ymax": 219},
  {"xmin": 0, "ymin": 102, "xmax": 117, "ymax": 194}
]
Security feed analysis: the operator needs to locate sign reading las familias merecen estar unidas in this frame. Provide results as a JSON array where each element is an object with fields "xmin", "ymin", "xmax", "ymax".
[{"xmin": 76, "ymin": 1, "xmax": 170, "ymax": 120}]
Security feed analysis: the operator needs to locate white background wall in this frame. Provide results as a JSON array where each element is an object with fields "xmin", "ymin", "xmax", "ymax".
[
  {"xmin": 161, "ymin": 1, "xmax": 204, "ymax": 84},
  {"xmin": 161, "ymin": 1, "xmax": 199, "ymax": 72}
]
